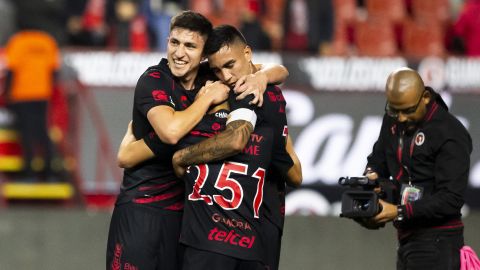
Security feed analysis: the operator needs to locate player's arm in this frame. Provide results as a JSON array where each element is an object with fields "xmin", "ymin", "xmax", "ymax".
[
  {"xmin": 172, "ymin": 117, "xmax": 254, "ymax": 176},
  {"xmin": 234, "ymin": 64, "xmax": 289, "ymax": 106},
  {"xmin": 117, "ymin": 122, "xmax": 154, "ymax": 168},
  {"xmin": 285, "ymin": 135, "xmax": 302, "ymax": 187},
  {"xmin": 255, "ymin": 63, "xmax": 289, "ymax": 85},
  {"xmin": 119, "ymin": 102, "xmax": 232, "ymax": 169},
  {"xmin": 147, "ymin": 81, "xmax": 229, "ymax": 144}
]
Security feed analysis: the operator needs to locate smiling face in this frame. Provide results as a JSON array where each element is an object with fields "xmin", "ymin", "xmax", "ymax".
[
  {"xmin": 167, "ymin": 27, "xmax": 207, "ymax": 89},
  {"xmin": 207, "ymin": 42, "xmax": 252, "ymax": 87}
]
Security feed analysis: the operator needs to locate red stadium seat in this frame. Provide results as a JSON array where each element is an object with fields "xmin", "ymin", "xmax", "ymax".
[
  {"xmin": 366, "ymin": 0, "xmax": 407, "ymax": 23},
  {"xmin": 261, "ymin": 0, "xmax": 286, "ymax": 50},
  {"xmin": 402, "ymin": 19, "xmax": 446, "ymax": 58},
  {"xmin": 334, "ymin": 0, "xmax": 357, "ymax": 25},
  {"xmin": 411, "ymin": 0, "xmax": 451, "ymax": 24},
  {"xmin": 354, "ymin": 18, "xmax": 398, "ymax": 57},
  {"xmin": 331, "ymin": 21, "xmax": 350, "ymax": 56},
  {"xmin": 189, "ymin": 0, "xmax": 223, "ymax": 26}
]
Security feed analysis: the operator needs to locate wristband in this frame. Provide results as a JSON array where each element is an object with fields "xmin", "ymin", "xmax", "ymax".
[
  {"xmin": 396, "ymin": 205, "xmax": 405, "ymax": 221},
  {"xmin": 226, "ymin": 108, "xmax": 257, "ymax": 128}
]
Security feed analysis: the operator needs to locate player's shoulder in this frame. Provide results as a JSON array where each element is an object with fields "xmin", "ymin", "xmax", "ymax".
[
  {"xmin": 263, "ymin": 84, "xmax": 286, "ymax": 106},
  {"xmin": 140, "ymin": 58, "xmax": 174, "ymax": 81}
]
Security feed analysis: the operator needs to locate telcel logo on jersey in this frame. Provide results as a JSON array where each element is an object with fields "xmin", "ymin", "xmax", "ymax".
[{"xmin": 208, "ymin": 227, "xmax": 255, "ymax": 248}]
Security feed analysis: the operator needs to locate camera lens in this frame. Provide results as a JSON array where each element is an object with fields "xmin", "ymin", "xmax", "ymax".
[{"xmin": 353, "ymin": 199, "xmax": 370, "ymax": 211}]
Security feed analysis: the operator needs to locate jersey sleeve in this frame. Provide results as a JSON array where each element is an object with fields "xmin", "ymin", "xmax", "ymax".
[
  {"xmin": 143, "ymin": 130, "xmax": 173, "ymax": 156},
  {"xmin": 135, "ymin": 69, "xmax": 176, "ymax": 117}
]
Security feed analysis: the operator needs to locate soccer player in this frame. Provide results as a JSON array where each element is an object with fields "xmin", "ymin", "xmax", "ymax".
[
  {"xmin": 107, "ymin": 11, "xmax": 289, "ymax": 270},
  {"xmin": 172, "ymin": 24, "xmax": 302, "ymax": 270}
]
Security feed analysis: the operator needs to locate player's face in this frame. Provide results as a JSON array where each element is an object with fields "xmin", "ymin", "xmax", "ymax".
[
  {"xmin": 207, "ymin": 43, "xmax": 252, "ymax": 88},
  {"xmin": 167, "ymin": 27, "xmax": 206, "ymax": 83}
]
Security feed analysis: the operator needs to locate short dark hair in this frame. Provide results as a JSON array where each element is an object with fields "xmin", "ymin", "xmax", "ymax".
[
  {"xmin": 204, "ymin": 25, "xmax": 247, "ymax": 56},
  {"xmin": 170, "ymin": 11, "xmax": 213, "ymax": 38}
]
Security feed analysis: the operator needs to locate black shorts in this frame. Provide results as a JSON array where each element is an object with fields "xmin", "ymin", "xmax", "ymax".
[
  {"xmin": 182, "ymin": 245, "xmax": 265, "ymax": 270},
  {"xmin": 106, "ymin": 203, "xmax": 183, "ymax": 270}
]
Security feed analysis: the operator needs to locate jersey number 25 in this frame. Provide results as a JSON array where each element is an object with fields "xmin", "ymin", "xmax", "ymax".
[{"xmin": 188, "ymin": 162, "xmax": 265, "ymax": 218}]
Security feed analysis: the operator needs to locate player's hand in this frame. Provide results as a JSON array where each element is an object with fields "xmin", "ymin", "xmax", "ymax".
[
  {"xmin": 173, "ymin": 162, "xmax": 186, "ymax": 178},
  {"xmin": 202, "ymin": 81, "xmax": 230, "ymax": 105},
  {"xmin": 372, "ymin": 199, "xmax": 397, "ymax": 224},
  {"xmin": 195, "ymin": 80, "xmax": 215, "ymax": 100},
  {"xmin": 172, "ymin": 151, "xmax": 186, "ymax": 177},
  {"xmin": 233, "ymin": 72, "xmax": 267, "ymax": 107}
]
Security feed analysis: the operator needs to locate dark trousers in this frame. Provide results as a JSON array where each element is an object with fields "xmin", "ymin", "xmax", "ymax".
[
  {"xmin": 8, "ymin": 101, "xmax": 54, "ymax": 178},
  {"xmin": 397, "ymin": 229, "xmax": 464, "ymax": 270}
]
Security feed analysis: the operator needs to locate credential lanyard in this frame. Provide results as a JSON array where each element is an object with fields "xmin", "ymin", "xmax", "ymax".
[{"xmin": 397, "ymin": 130, "xmax": 419, "ymax": 186}]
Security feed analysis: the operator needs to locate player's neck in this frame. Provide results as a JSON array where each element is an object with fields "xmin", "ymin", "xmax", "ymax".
[
  {"xmin": 179, "ymin": 71, "xmax": 199, "ymax": 91},
  {"xmin": 249, "ymin": 62, "xmax": 257, "ymax": 74}
]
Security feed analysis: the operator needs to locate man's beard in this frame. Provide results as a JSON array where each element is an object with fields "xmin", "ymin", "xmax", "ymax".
[{"xmin": 400, "ymin": 121, "xmax": 419, "ymax": 135}]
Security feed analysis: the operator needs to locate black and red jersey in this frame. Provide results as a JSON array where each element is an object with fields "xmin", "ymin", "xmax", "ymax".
[
  {"xmin": 179, "ymin": 85, "xmax": 293, "ymax": 264},
  {"xmin": 116, "ymin": 59, "xmax": 212, "ymax": 210}
]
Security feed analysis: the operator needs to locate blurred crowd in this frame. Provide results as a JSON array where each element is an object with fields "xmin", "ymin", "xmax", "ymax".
[{"xmin": 0, "ymin": 0, "xmax": 479, "ymax": 57}]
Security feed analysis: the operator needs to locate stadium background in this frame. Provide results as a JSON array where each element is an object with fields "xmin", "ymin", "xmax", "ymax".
[{"xmin": 0, "ymin": 0, "xmax": 480, "ymax": 269}]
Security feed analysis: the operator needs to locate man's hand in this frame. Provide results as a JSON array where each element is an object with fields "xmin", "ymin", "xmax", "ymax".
[
  {"xmin": 233, "ymin": 71, "xmax": 268, "ymax": 106},
  {"xmin": 172, "ymin": 151, "xmax": 186, "ymax": 177},
  {"xmin": 372, "ymin": 199, "xmax": 398, "ymax": 223},
  {"xmin": 198, "ymin": 81, "xmax": 230, "ymax": 105}
]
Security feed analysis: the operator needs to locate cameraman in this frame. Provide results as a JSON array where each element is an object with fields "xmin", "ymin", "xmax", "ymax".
[{"xmin": 364, "ymin": 67, "xmax": 472, "ymax": 269}]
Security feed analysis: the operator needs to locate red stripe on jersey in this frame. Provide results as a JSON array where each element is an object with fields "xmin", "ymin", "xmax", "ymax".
[
  {"xmin": 164, "ymin": 201, "xmax": 184, "ymax": 211},
  {"xmin": 133, "ymin": 188, "xmax": 183, "ymax": 204},
  {"xmin": 148, "ymin": 71, "xmax": 161, "ymax": 78},
  {"xmin": 138, "ymin": 181, "xmax": 177, "ymax": 191}
]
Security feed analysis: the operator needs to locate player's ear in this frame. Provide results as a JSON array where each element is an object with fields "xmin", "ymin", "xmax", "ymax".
[
  {"xmin": 244, "ymin": 45, "xmax": 252, "ymax": 62},
  {"xmin": 422, "ymin": 88, "xmax": 431, "ymax": 105}
]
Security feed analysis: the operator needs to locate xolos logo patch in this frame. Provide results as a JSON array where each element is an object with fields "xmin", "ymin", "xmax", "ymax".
[{"xmin": 415, "ymin": 132, "xmax": 425, "ymax": 146}]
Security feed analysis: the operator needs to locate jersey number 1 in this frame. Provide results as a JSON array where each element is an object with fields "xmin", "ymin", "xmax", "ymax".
[{"xmin": 188, "ymin": 162, "xmax": 265, "ymax": 218}]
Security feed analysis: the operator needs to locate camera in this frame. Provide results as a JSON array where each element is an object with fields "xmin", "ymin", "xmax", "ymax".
[{"xmin": 338, "ymin": 176, "xmax": 383, "ymax": 218}]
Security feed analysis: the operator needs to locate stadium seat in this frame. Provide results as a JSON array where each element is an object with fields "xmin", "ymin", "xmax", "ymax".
[
  {"xmin": 411, "ymin": 0, "xmax": 450, "ymax": 24},
  {"xmin": 354, "ymin": 18, "xmax": 398, "ymax": 57},
  {"xmin": 189, "ymin": 0, "xmax": 224, "ymax": 26},
  {"xmin": 261, "ymin": 0, "xmax": 286, "ymax": 50},
  {"xmin": 402, "ymin": 18, "xmax": 446, "ymax": 58},
  {"xmin": 366, "ymin": 0, "xmax": 406, "ymax": 23},
  {"xmin": 331, "ymin": 21, "xmax": 350, "ymax": 56},
  {"xmin": 333, "ymin": 0, "xmax": 357, "ymax": 25}
]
